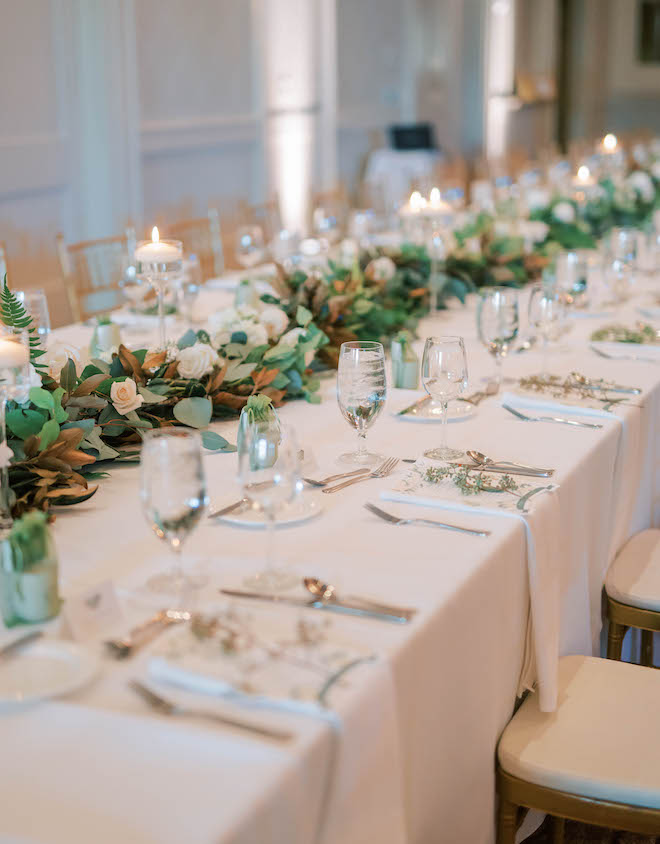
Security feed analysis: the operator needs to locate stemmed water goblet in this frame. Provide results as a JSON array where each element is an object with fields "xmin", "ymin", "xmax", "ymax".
[
  {"xmin": 14, "ymin": 290, "xmax": 50, "ymax": 344},
  {"xmin": 140, "ymin": 428, "xmax": 208, "ymax": 598},
  {"xmin": 476, "ymin": 288, "xmax": 519, "ymax": 388},
  {"xmin": 528, "ymin": 284, "xmax": 563, "ymax": 376},
  {"xmin": 336, "ymin": 341, "xmax": 387, "ymax": 466},
  {"xmin": 237, "ymin": 423, "xmax": 302, "ymax": 592},
  {"xmin": 421, "ymin": 336, "xmax": 468, "ymax": 461}
]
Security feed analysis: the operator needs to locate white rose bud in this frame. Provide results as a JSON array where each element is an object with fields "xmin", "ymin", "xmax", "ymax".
[
  {"xmin": 177, "ymin": 343, "xmax": 218, "ymax": 380},
  {"xmin": 552, "ymin": 201, "xmax": 576, "ymax": 224},
  {"xmin": 0, "ymin": 441, "xmax": 12, "ymax": 469},
  {"xmin": 110, "ymin": 378, "xmax": 144, "ymax": 415},
  {"xmin": 365, "ymin": 256, "xmax": 396, "ymax": 283},
  {"xmin": 259, "ymin": 306, "xmax": 289, "ymax": 340}
]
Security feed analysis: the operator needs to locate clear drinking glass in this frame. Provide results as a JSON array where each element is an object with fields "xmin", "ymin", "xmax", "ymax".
[
  {"xmin": 609, "ymin": 227, "xmax": 637, "ymax": 266},
  {"xmin": 235, "ymin": 226, "xmax": 266, "ymax": 269},
  {"xmin": 476, "ymin": 288, "xmax": 519, "ymax": 387},
  {"xmin": 140, "ymin": 428, "xmax": 208, "ymax": 597},
  {"xmin": 312, "ymin": 205, "xmax": 342, "ymax": 247},
  {"xmin": 14, "ymin": 290, "xmax": 50, "ymax": 342},
  {"xmin": 421, "ymin": 336, "xmax": 468, "ymax": 461},
  {"xmin": 337, "ymin": 341, "xmax": 387, "ymax": 466},
  {"xmin": 238, "ymin": 423, "xmax": 302, "ymax": 592},
  {"xmin": 528, "ymin": 284, "xmax": 563, "ymax": 376}
]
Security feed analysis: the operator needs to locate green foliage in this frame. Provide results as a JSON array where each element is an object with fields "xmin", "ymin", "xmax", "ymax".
[
  {"xmin": 173, "ymin": 396, "xmax": 213, "ymax": 428},
  {"xmin": 0, "ymin": 278, "xmax": 47, "ymax": 370}
]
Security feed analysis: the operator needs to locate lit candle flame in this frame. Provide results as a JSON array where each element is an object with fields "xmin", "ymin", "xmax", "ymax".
[
  {"xmin": 409, "ymin": 191, "xmax": 426, "ymax": 212},
  {"xmin": 151, "ymin": 226, "xmax": 160, "ymax": 243},
  {"xmin": 429, "ymin": 187, "xmax": 441, "ymax": 205},
  {"xmin": 577, "ymin": 165, "xmax": 591, "ymax": 182},
  {"xmin": 603, "ymin": 133, "xmax": 617, "ymax": 152}
]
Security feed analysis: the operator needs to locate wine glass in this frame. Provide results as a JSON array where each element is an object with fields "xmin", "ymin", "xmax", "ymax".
[
  {"xmin": 476, "ymin": 288, "xmax": 519, "ymax": 387},
  {"xmin": 312, "ymin": 204, "xmax": 342, "ymax": 247},
  {"xmin": 140, "ymin": 428, "xmax": 208, "ymax": 597},
  {"xmin": 238, "ymin": 423, "xmax": 302, "ymax": 592},
  {"xmin": 14, "ymin": 290, "xmax": 50, "ymax": 343},
  {"xmin": 337, "ymin": 341, "xmax": 387, "ymax": 466},
  {"xmin": 528, "ymin": 284, "xmax": 563, "ymax": 376},
  {"xmin": 235, "ymin": 226, "xmax": 266, "ymax": 269},
  {"xmin": 421, "ymin": 336, "xmax": 468, "ymax": 461}
]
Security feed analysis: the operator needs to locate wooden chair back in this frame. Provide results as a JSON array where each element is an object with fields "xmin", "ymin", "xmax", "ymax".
[
  {"xmin": 238, "ymin": 198, "xmax": 283, "ymax": 243},
  {"xmin": 162, "ymin": 208, "xmax": 225, "ymax": 281},
  {"xmin": 56, "ymin": 229, "xmax": 136, "ymax": 323}
]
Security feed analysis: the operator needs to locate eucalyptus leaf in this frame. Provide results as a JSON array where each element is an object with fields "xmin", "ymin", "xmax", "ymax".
[
  {"xmin": 37, "ymin": 418, "xmax": 60, "ymax": 451},
  {"xmin": 173, "ymin": 396, "xmax": 212, "ymax": 428},
  {"xmin": 138, "ymin": 385, "xmax": 168, "ymax": 404},
  {"xmin": 29, "ymin": 387, "xmax": 54, "ymax": 413},
  {"xmin": 6, "ymin": 408, "xmax": 48, "ymax": 439},
  {"xmin": 177, "ymin": 329, "xmax": 197, "ymax": 350},
  {"xmin": 224, "ymin": 361, "xmax": 256, "ymax": 382},
  {"xmin": 81, "ymin": 426, "xmax": 121, "ymax": 461},
  {"xmin": 201, "ymin": 431, "xmax": 236, "ymax": 452}
]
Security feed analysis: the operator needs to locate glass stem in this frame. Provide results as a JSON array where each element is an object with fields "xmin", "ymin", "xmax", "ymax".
[
  {"xmin": 494, "ymin": 351, "xmax": 503, "ymax": 388},
  {"xmin": 157, "ymin": 281, "xmax": 166, "ymax": 349},
  {"xmin": 265, "ymin": 510, "xmax": 276, "ymax": 572},
  {"xmin": 440, "ymin": 401, "xmax": 449, "ymax": 453},
  {"xmin": 356, "ymin": 431, "xmax": 367, "ymax": 460},
  {"xmin": 541, "ymin": 336, "xmax": 549, "ymax": 378},
  {"xmin": 0, "ymin": 393, "xmax": 11, "ymax": 536}
]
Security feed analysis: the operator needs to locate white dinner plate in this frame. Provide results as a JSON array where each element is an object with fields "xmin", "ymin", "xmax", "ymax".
[
  {"xmin": 217, "ymin": 496, "xmax": 323, "ymax": 529},
  {"xmin": 0, "ymin": 639, "xmax": 99, "ymax": 705},
  {"xmin": 393, "ymin": 400, "xmax": 476, "ymax": 424}
]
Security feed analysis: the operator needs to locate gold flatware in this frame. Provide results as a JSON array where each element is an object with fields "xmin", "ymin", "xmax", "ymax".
[
  {"xmin": 397, "ymin": 395, "xmax": 432, "ymax": 416},
  {"xmin": 105, "ymin": 610, "xmax": 190, "ymax": 659},
  {"xmin": 321, "ymin": 458, "xmax": 399, "ymax": 494},
  {"xmin": 129, "ymin": 680, "xmax": 293, "ymax": 741},
  {"xmin": 303, "ymin": 576, "xmax": 416, "ymax": 620},
  {"xmin": 208, "ymin": 497, "xmax": 250, "ymax": 519}
]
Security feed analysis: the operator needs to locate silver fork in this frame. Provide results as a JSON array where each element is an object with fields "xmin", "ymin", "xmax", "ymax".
[
  {"xmin": 502, "ymin": 403, "xmax": 603, "ymax": 429},
  {"xmin": 364, "ymin": 502, "xmax": 490, "ymax": 537},
  {"xmin": 321, "ymin": 458, "xmax": 399, "ymax": 494},
  {"xmin": 129, "ymin": 680, "xmax": 293, "ymax": 741},
  {"xmin": 303, "ymin": 468, "xmax": 370, "ymax": 487}
]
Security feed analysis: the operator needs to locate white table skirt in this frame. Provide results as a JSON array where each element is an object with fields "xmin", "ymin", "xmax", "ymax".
[{"xmin": 1, "ymin": 287, "xmax": 658, "ymax": 844}]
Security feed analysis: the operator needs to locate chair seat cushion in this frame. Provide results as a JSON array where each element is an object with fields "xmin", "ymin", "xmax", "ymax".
[
  {"xmin": 498, "ymin": 655, "xmax": 660, "ymax": 809},
  {"xmin": 605, "ymin": 529, "xmax": 660, "ymax": 611}
]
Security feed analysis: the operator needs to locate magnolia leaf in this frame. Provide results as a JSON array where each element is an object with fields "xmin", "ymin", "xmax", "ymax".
[
  {"xmin": 98, "ymin": 404, "xmax": 128, "ymax": 437},
  {"xmin": 109, "ymin": 356, "xmax": 125, "ymax": 377},
  {"xmin": 37, "ymin": 418, "xmax": 60, "ymax": 452},
  {"xmin": 72, "ymin": 373, "xmax": 108, "ymax": 396},
  {"xmin": 125, "ymin": 410, "xmax": 152, "ymax": 428},
  {"xmin": 118, "ymin": 345, "xmax": 146, "ymax": 384},
  {"xmin": 60, "ymin": 358, "xmax": 77, "ymax": 394},
  {"xmin": 81, "ymin": 427, "xmax": 120, "ymax": 461},
  {"xmin": 80, "ymin": 363, "xmax": 106, "ymax": 379},
  {"xmin": 58, "ymin": 448, "xmax": 97, "ymax": 467},
  {"xmin": 143, "ymin": 350, "xmax": 167, "ymax": 370},
  {"xmin": 211, "ymin": 391, "xmax": 248, "ymax": 411},
  {"xmin": 251, "ymin": 368, "xmax": 280, "ymax": 390},
  {"xmin": 62, "ymin": 419, "xmax": 95, "ymax": 433},
  {"xmin": 46, "ymin": 485, "xmax": 99, "ymax": 505},
  {"xmin": 201, "ymin": 431, "xmax": 236, "ymax": 452},
  {"xmin": 50, "ymin": 387, "xmax": 69, "ymax": 423},
  {"xmin": 138, "ymin": 385, "xmax": 167, "ymax": 404},
  {"xmin": 54, "ymin": 427, "xmax": 86, "ymax": 449},
  {"xmin": 67, "ymin": 394, "xmax": 108, "ymax": 411},
  {"xmin": 6, "ymin": 408, "xmax": 47, "ymax": 439},
  {"xmin": 173, "ymin": 396, "xmax": 212, "ymax": 428}
]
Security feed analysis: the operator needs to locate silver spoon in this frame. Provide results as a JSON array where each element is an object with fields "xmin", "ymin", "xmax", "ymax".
[
  {"xmin": 466, "ymin": 450, "xmax": 553, "ymax": 474},
  {"xmin": 303, "ymin": 577, "xmax": 416, "ymax": 620}
]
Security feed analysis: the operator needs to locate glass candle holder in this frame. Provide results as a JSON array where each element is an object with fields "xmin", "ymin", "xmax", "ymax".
[{"xmin": 135, "ymin": 233, "xmax": 183, "ymax": 349}]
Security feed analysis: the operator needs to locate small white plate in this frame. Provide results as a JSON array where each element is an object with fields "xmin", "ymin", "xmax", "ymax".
[
  {"xmin": 217, "ymin": 496, "xmax": 323, "ymax": 529},
  {"xmin": 393, "ymin": 400, "xmax": 476, "ymax": 424},
  {"xmin": 0, "ymin": 639, "xmax": 99, "ymax": 705}
]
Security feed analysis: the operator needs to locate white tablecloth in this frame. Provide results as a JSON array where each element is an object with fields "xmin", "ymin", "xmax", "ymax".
[{"xmin": 1, "ymin": 287, "xmax": 659, "ymax": 844}]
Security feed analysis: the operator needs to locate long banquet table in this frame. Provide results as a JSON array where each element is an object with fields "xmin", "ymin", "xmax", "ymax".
[{"xmin": 1, "ymin": 284, "xmax": 659, "ymax": 844}]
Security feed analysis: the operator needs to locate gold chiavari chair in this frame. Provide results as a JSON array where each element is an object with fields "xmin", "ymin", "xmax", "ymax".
[
  {"xmin": 497, "ymin": 655, "xmax": 660, "ymax": 843},
  {"xmin": 162, "ymin": 207, "xmax": 225, "ymax": 281},
  {"xmin": 56, "ymin": 228, "xmax": 136, "ymax": 324}
]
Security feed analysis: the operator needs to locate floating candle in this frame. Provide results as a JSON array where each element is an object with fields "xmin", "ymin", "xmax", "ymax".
[
  {"xmin": 0, "ymin": 336, "xmax": 29, "ymax": 369},
  {"xmin": 134, "ymin": 227, "xmax": 182, "ymax": 264}
]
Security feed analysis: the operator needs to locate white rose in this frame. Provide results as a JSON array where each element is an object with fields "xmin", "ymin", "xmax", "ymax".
[
  {"xmin": 552, "ymin": 201, "xmax": 576, "ymax": 223},
  {"xmin": 44, "ymin": 340, "xmax": 82, "ymax": 380},
  {"xmin": 651, "ymin": 162, "xmax": 660, "ymax": 182},
  {"xmin": 241, "ymin": 320, "xmax": 268, "ymax": 347},
  {"xmin": 520, "ymin": 221, "xmax": 549, "ymax": 243},
  {"xmin": 280, "ymin": 327, "xmax": 307, "ymax": 348},
  {"xmin": 177, "ymin": 343, "xmax": 218, "ymax": 380},
  {"xmin": 366, "ymin": 256, "xmax": 396, "ymax": 283},
  {"xmin": 259, "ymin": 305, "xmax": 289, "ymax": 340},
  {"xmin": 339, "ymin": 238, "xmax": 359, "ymax": 263},
  {"xmin": 0, "ymin": 441, "xmax": 13, "ymax": 469},
  {"xmin": 110, "ymin": 378, "xmax": 144, "ymax": 415},
  {"xmin": 627, "ymin": 170, "xmax": 655, "ymax": 203}
]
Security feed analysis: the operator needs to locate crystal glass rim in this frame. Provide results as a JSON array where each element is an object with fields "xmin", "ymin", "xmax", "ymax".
[
  {"xmin": 142, "ymin": 427, "xmax": 201, "ymax": 445},
  {"xmin": 424, "ymin": 335, "xmax": 464, "ymax": 345},
  {"xmin": 340, "ymin": 340, "xmax": 384, "ymax": 351}
]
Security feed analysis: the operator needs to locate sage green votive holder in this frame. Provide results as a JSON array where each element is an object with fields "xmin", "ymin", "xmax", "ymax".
[{"xmin": 391, "ymin": 341, "xmax": 419, "ymax": 389}]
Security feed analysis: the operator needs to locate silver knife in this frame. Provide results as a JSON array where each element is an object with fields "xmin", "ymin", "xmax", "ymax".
[
  {"xmin": 578, "ymin": 382, "xmax": 641, "ymax": 395},
  {"xmin": 0, "ymin": 630, "xmax": 43, "ymax": 660},
  {"xmin": 208, "ymin": 498, "xmax": 250, "ymax": 519},
  {"xmin": 397, "ymin": 395, "xmax": 432, "ymax": 416},
  {"xmin": 448, "ymin": 462, "xmax": 554, "ymax": 478},
  {"xmin": 220, "ymin": 589, "xmax": 410, "ymax": 624}
]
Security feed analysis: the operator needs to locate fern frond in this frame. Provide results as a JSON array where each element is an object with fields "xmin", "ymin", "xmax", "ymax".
[{"xmin": 1, "ymin": 276, "xmax": 48, "ymax": 371}]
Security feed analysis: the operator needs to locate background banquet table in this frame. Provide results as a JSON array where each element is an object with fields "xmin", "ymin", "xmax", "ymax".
[{"xmin": 1, "ymin": 285, "xmax": 659, "ymax": 844}]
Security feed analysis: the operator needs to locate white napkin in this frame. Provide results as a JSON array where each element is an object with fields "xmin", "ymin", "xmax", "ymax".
[
  {"xmin": 637, "ymin": 306, "xmax": 660, "ymax": 321},
  {"xmin": 590, "ymin": 341, "xmax": 660, "ymax": 362},
  {"xmin": 381, "ymin": 465, "xmax": 563, "ymax": 709}
]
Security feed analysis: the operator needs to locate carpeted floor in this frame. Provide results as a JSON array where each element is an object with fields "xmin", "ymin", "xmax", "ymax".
[{"xmin": 526, "ymin": 816, "xmax": 657, "ymax": 843}]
